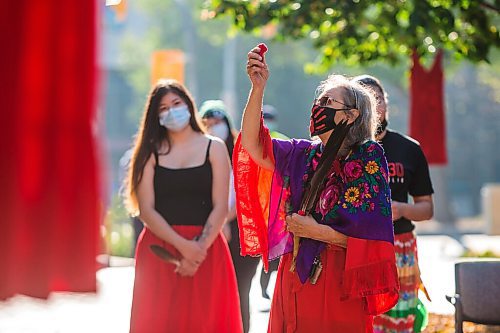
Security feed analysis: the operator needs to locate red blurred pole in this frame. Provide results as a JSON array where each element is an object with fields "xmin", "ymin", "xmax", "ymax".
[{"xmin": 0, "ymin": 0, "xmax": 100, "ymax": 299}]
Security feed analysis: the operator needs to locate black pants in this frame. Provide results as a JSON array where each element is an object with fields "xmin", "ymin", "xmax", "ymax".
[
  {"xmin": 260, "ymin": 258, "xmax": 279, "ymax": 297},
  {"xmin": 228, "ymin": 219, "xmax": 259, "ymax": 333}
]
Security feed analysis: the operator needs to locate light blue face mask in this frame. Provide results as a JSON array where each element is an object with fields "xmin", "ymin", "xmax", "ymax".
[{"xmin": 159, "ymin": 105, "xmax": 191, "ymax": 131}]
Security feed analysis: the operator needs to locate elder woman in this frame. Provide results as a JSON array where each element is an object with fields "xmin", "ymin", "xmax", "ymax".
[{"xmin": 233, "ymin": 45, "xmax": 399, "ymax": 332}]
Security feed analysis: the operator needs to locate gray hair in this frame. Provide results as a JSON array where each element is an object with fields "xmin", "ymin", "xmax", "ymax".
[{"xmin": 315, "ymin": 74, "xmax": 378, "ymax": 148}]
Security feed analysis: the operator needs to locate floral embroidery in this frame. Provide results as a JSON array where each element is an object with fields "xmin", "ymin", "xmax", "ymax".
[
  {"xmin": 345, "ymin": 187, "xmax": 360, "ymax": 203},
  {"xmin": 278, "ymin": 176, "xmax": 292, "ymax": 222},
  {"xmin": 318, "ymin": 177, "xmax": 341, "ymax": 216},
  {"xmin": 365, "ymin": 160, "xmax": 379, "ymax": 174},
  {"xmin": 343, "ymin": 159, "xmax": 363, "ymax": 182},
  {"xmin": 302, "ymin": 141, "xmax": 391, "ymax": 219},
  {"xmin": 302, "ymin": 143, "xmax": 322, "ymax": 192},
  {"xmin": 358, "ymin": 182, "xmax": 372, "ymax": 199},
  {"xmin": 380, "ymin": 165, "xmax": 388, "ymax": 182},
  {"xmin": 283, "ymin": 176, "xmax": 293, "ymax": 215}
]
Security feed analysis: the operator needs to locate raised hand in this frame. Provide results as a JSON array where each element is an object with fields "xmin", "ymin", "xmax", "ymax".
[{"xmin": 246, "ymin": 45, "xmax": 269, "ymax": 90}]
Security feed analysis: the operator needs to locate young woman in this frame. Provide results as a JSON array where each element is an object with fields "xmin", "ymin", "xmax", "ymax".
[
  {"xmin": 234, "ymin": 45, "xmax": 400, "ymax": 332},
  {"xmin": 126, "ymin": 80, "xmax": 242, "ymax": 333}
]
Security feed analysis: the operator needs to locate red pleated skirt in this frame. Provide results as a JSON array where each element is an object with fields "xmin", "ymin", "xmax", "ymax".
[
  {"xmin": 129, "ymin": 225, "xmax": 243, "ymax": 333},
  {"xmin": 268, "ymin": 245, "xmax": 373, "ymax": 333}
]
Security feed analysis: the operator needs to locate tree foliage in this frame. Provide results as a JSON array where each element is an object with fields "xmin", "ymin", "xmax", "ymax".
[{"xmin": 205, "ymin": 0, "xmax": 500, "ymax": 70}]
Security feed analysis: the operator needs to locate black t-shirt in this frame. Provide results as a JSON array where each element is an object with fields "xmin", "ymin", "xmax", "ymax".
[{"xmin": 379, "ymin": 130, "xmax": 434, "ymax": 234}]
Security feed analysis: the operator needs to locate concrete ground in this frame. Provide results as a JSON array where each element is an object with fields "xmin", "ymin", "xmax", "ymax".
[{"xmin": 0, "ymin": 233, "xmax": 499, "ymax": 333}]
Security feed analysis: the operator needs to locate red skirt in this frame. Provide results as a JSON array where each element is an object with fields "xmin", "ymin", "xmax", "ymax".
[
  {"xmin": 130, "ymin": 225, "xmax": 243, "ymax": 333},
  {"xmin": 268, "ymin": 245, "xmax": 373, "ymax": 333}
]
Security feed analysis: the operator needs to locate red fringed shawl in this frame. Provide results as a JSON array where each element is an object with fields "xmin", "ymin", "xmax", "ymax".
[{"xmin": 232, "ymin": 120, "xmax": 274, "ymax": 270}]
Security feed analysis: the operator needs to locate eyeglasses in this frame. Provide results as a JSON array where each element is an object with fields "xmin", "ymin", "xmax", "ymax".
[{"xmin": 314, "ymin": 96, "xmax": 353, "ymax": 113}]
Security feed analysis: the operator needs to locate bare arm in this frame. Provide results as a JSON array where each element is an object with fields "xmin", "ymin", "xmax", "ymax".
[
  {"xmin": 222, "ymin": 206, "xmax": 237, "ymax": 242},
  {"xmin": 241, "ymin": 46, "xmax": 274, "ymax": 171},
  {"xmin": 227, "ymin": 206, "xmax": 237, "ymax": 222},
  {"xmin": 392, "ymin": 195, "xmax": 434, "ymax": 222},
  {"xmin": 137, "ymin": 155, "xmax": 206, "ymax": 263},
  {"xmin": 286, "ymin": 214, "xmax": 347, "ymax": 248},
  {"xmin": 222, "ymin": 172, "xmax": 237, "ymax": 241},
  {"xmin": 197, "ymin": 139, "xmax": 230, "ymax": 250}
]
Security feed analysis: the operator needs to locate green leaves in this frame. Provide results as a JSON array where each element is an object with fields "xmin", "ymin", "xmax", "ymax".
[{"xmin": 205, "ymin": 0, "xmax": 500, "ymax": 69}]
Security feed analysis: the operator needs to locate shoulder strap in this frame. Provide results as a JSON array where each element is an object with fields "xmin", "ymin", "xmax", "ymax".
[{"xmin": 204, "ymin": 139, "xmax": 212, "ymax": 163}]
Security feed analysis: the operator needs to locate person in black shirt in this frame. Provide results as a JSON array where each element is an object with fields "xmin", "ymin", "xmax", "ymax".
[{"xmin": 354, "ymin": 75, "xmax": 434, "ymax": 333}]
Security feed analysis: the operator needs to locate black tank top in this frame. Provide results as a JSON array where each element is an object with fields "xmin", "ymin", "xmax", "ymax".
[{"xmin": 154, "ymin": 140, "xmax": 213, "ymax": 226}]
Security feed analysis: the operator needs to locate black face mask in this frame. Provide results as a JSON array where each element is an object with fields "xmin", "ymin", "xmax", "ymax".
[
  {"xmin": 309, "ymin": 104, "xmax": 350, "ymax": 137},
  {"xmin": 376, "ymin": 118, "xmax": 388, "ymax": 136}
]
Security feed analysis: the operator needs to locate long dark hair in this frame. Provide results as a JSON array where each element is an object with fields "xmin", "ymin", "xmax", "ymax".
[
  {"xmin": 221, "ymin": 116, "xmax": 236, "ymax": 160},
  {"xmin": 126, "ymin": 79, "xmax": 203, "ymax": 214}
]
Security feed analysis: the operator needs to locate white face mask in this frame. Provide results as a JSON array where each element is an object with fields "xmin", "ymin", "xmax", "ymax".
[
  {"xmin": 159, "ymin": 105, "xmax": 191, "ymax": 131},
  {"xmin": 208, "ymin": 122, "xmax": 229, "ymax": 140}
]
